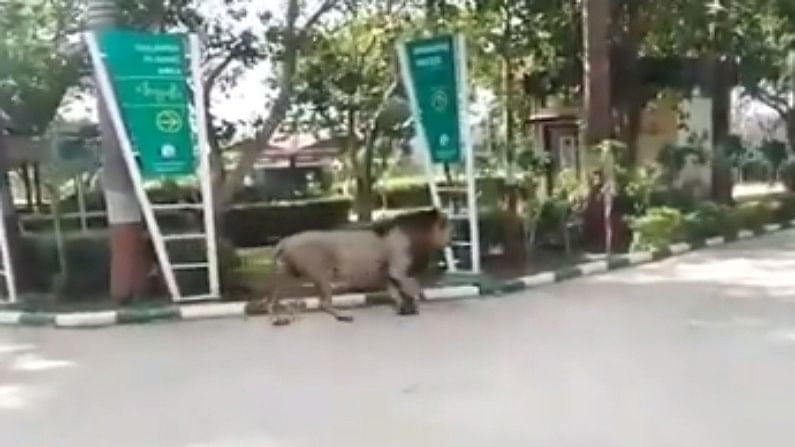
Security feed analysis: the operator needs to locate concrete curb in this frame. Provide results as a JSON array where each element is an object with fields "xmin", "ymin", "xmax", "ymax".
[{"xmin": 2, "ymin": 220, "xmax": 793, "ymax": 329}]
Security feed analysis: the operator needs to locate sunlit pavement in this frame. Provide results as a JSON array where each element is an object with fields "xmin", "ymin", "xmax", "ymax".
[{"xmin": 3, "ymin": 232, "xmax": 795, "ymax": 447}]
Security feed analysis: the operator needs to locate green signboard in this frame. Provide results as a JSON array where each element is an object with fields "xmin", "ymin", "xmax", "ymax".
[
  {"xmin": 99, "ymin": 29, "xmax": 196, "ymax": 177},
  {"xmin": 404, "ymin": 35, "xmax": 462, "ymax": 164}
]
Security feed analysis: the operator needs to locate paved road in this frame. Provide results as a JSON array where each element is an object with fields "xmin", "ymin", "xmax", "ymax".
[{"xmin": 3, "ymin": 232, "xmax": 795, "ymax": 447}]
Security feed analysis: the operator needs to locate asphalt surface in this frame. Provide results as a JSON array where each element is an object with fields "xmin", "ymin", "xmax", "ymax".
[{"xmin": 2, "ymin": 231, "xmax": 795, "ymax": 446}]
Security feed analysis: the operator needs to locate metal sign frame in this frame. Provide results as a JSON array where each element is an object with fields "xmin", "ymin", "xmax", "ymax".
[
  {"xmin": 397, "ymin": 34, "xmax": 481, "ymax": 273},
  {"xmin": 0, "ymin": 198, "xmax": 18, "ymax": 304},
  {"xmin": 85, "ymin": 31, "xmax": 220, "ymax": 302},
  {"xmin": 0, "ymin": 117, "xmax": 18, "ymax": 304}
]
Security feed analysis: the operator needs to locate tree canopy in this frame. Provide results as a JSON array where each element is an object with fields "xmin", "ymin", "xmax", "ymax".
[{"xmin": 3, "ymin": 0, "xmax": 795, "ymax": 193}]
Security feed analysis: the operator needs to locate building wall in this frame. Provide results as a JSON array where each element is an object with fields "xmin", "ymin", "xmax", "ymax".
[{"xmin": 636, "ymin": 95, "xmax": 680, "ymax": 165}]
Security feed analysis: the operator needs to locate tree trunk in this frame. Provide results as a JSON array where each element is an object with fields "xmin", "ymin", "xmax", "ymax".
[
  {"xmin": 216, "ymin": 0, "xmax": 335, "ymax": 208},
  {"xmin": 611, "ymin": 1, "xmax": 643, "ymax": 164},
  {"xmin": 21, "ymin": 164, "xmax": 33, "ymax": 211},
  {"xmin": 502, "ymin": 48, "xmax": 524, "ymax": 263},
  {"xmin": 358, "ymin": 124, "xmax": 380, "ymax": 223},
  {"xmin": 710, "ymin": 57, "xmax": 734, "ymax": 205},
  {"xmin": 33, "ymin": 163, "xmax": 43, "ymax": 211},
  {"xmin": 218, "ymin": 91, "xmax": 292, "ymax": 207},
  {"xmin": 787, "ymin": 111, "xmax": 795, "ymax": 154},
  {"xmin": 348, "ymin": 106, "xmax": 373, "ymax": 223},
  {"xmin": 583, "ymin": 0, "xmax": 613, "ymax": 144}
]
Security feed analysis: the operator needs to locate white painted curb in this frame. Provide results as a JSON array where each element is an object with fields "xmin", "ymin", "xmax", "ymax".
[
  {"xmin": 331, "ymin": 293, "xmax": 368, "ymax": 308},
  {"xmin": 627, "ymin": 252, "xmax": 654, "ymax": 264},
  {"xmin": 669, "ymin": 242, "xmax": 692, "ymax": 254},
  {"xmin": 738, "ymin": 229, "xmax": 755, "ymax": 239},
  {"xmin": 55, "ymin": 311, "xmax": 117, "ymax": 328},
  {"xmin": 180, "ymin": 302, "xmax": 247, "ymax": 320},
  {"xmin": 0, "ymin": 311, "xmax": 22, "ymax": 325},
  {"xmin": 764, "ymin": 223, "xmax": 782, "ymax": 232},
  {"xmin": 705, "ymin": 236, "xmax": 726, "ymax": 247},
  {"xmin": 519, "ymin": 272, "xmax": 556, "ymax": 288},
  {"xmin": 425, "ymin": 286, "xmax": 480, "ymax": 301},
  {"xmin": 578, "ymin": 260, "xmax": 609, "ymax": 276}
]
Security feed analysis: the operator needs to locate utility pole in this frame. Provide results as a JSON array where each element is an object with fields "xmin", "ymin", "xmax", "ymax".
[{"xmin": 87, "ymin": 0, "xmax": 151, "ymax": 305}]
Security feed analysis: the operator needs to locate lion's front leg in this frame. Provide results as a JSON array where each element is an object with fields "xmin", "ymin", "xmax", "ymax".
[
  {"xmin": 387, "ymin": 276, "xmax": 420, "ymax": 316},
  {"xmin": 385, "ymin": 231, "xmax": 426, "ymax": 316}
]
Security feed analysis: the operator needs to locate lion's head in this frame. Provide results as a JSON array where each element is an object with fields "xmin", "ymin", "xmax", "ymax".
[{"xmin": 374, "ymin": 208, "xmax": 451, "ymax": 275}]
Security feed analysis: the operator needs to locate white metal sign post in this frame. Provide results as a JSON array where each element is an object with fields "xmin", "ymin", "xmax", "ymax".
[
  {"xmin": 86, "ymin": 30, "xmax": 220, "ymax": 302},
  {"xmin": 0, "ymin": 118, "xmax": 18, "ymax": 303},
  {"xmin": 0, "ymin": 202, "xmax": 18, "ymax": 304},
  {"xmin": 397, "ymin": 34, "xmax": 481, "ymax": 274}
]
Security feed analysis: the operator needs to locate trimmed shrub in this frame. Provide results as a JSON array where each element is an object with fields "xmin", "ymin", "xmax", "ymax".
[
  {"xmin": 734, "ymin": 201, "xmax": 777, "ymax": 232},
  {"xmin": 780, "ymin": 159, "xmax": 795, "ymax": 192},
  {"xmin": 649, "ymin": 187, "xmax": 699, "ymax": 213},
  {"xmin": 377, "ymin": 182, "xmax": 430, "ymax": 209},
  {"xmin": 630, "ymin": 207, "xmax": 686, "ymax": 252},
  {"xmin": 223, "ymin": 197, "xmax": 353, "ymax": 247},
  {"xmin": 684, "ymin": 202, "xmax": 739, "ymax": 241},
  {"xmin": 740, "ymin": 158, "xmax": 771, "ymax": 183},
  {"xmin": 15, "ymin": 231, "xmax": 243, "ymax": 301},
  {"xmin": 770, "ymin": 194, "xmax": 795, "ymax": 221}
]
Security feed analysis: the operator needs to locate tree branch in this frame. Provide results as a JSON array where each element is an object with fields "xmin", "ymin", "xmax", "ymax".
[
  {"xmin": 752, "ymin": 88, "xmax": 791, "ymax": 120},
  {"xmin": 300, "ymin": 0, "xmax": 339, "ymax": 37},
  {"xmin": 217, "ymin": 0, "xmax": 307, "ymax": 206}
]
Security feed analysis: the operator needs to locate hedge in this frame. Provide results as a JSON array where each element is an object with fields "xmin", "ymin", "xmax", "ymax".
[
  {"xmin": 13, "ymin": 230, "xmax": 241, "ymax": 301},
  {"xmin": 223, "ymin": 197, "xmax": 353, "ymax": 247},
  {"xmin": 631, "ymin": 194, "xmax": 795, "ymax": 252}
]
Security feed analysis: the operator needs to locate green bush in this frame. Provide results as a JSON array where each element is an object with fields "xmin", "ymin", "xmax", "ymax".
[
  {"xmin": 621, "ymin": 166, "xmax": 661, "ymax": 216},
  {"xmin": 657, "ymin": 143, "xmax": 708, "ymax": 184},
  {"xmin": 780, "ymin": 159, "xmax": 795, "ymax": 192},
  {"xmin": 734, "ymin": 201, "xmax": 776, "ymax": 231},
  {"xmin": 683, "ymin": 202, "xmax": 739, "ymax": 241},
  {"xmin": 630, "ymin": 207, "xmax": 686, "ymax": 252},
  {"xmin": 15, "ymin": 231, "xmax": 243, "ymax": 301},
  {"xmin": 376, "ymin": 181, "xmax": 430, "ymax": 208},
  {"xmin": 770, "ymin": 194, "xmax": 795, "ymax": 221},
  {"xmin": 16, "ymin": 233, "xmax": 110, "ymax": 298},
  {"xmin": 740, "ymin": 157, "xmax": 771, "ymax": 183},
  {"xmin": 373, "ymin": 177, "xmax": 510, "ymax": 211},
  {"xmin": 759, "ymin": 139, "xmax": 788, "ymax": 175},
  {"xmin": 223, "ymin": 197, "xmax": 353, "ymax": 247},
  {"xmin": 649, "ymin": 187, "xmax": 699, "ymax": 213}
]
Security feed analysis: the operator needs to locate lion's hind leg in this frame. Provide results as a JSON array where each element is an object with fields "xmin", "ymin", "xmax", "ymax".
[
  {"xmin": 266, "ymin": 289, "xmax": 293, "ymax": 327},
  {"xmin": 313, "ymin": 279, "xmax": 354, "ymax": 323}
]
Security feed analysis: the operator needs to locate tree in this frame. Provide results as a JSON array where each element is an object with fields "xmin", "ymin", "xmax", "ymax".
[
  {"xmin": 216, "ymin": 0, "xmax": 342, "ymax": 206},
  {"xmin": 289, "ymin": 0, "xmax": 422, "ymax": 220},
  {"xmin": 0, "ymin": 0, "xmax": 83, "ymax": 133},
  {"xmin": 732, "ymin": 0, "xmax": 795, "ymax": 152},
  {"xmin": 115, "ymin": 1, "xmax": 341, "ymax": 207},
  {"xmin": 0, "ymin": 0, "xmax": 84, "ymax": 290}
]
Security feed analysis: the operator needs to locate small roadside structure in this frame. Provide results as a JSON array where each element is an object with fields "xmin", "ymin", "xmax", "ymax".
[{"xmin": 226, "ymin": 133, "xmax": 355, "ymax": 201}]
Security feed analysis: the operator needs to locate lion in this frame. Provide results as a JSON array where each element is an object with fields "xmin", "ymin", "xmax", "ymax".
[{"xmin": 259, "ymin": 208, "xmax": 451, "ymax": 326}]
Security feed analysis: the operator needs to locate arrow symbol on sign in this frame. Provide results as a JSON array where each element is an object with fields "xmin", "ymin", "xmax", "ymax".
[{"xmin": 439, "ymin": 134, "xmax": 450, "ymax": 147}]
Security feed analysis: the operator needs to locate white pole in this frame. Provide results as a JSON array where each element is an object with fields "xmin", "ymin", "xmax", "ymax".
[
  {"xmin": 455, "ymin": 34, "xmax": 481, "ymax": 274},
  {"xmin": 0, "ymin": 200, "xmax": 17, "ymax": 303},
  {"xmin": 396, "ymin": 39, "xmax": 457, "ymax": 272},
  {"xmin": 0, "ymin": 113, "xmax": 17, "ymax": 303},
  {"xmin": 189, "ymin": 34, "xmax": 220, "ymax": 299},
  {"xmin": 76, "ymin": 174, "xmax": 88, "ymax": 233},
  {"xmin": 84, "ymin": 31, "xmax": 182, "ymax": 300}
]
